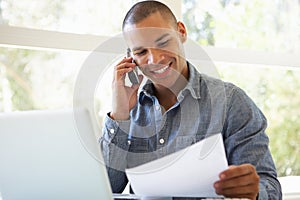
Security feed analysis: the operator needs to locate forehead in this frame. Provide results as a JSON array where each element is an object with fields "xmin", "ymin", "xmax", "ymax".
[
  {"xmin": 124, "ymin": 27, "xmax": 176, "ymax": 48},
  {"xmin": 123, "ymin": 12, "xmax": 178, "ymax": 49}
]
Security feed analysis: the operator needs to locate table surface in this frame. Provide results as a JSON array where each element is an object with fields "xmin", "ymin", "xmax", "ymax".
[{"xmin": 113, "ymin": 194, "xmax": 249, "ymax": 200}]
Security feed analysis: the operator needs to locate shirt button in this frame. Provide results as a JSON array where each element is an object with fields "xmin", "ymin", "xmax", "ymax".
[
  {"xmin": 159, "ymin": 138, "xmax": 165, "ymax": 144},
  {"xmin": 155, "ymin": 105, "xmax": 160, "ymax": 110},
  {"xmin": 109, "ymin": 129, "xmax": 115, "ymax": 134}
]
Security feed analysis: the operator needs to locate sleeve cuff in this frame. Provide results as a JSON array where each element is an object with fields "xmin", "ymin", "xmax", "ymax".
[
  {"xmin": 257, "ymin": 182, "xmax": 268, "ymax": 200},
  {"xmin": 104, "ymin": 112, "xmax": 131, "ymax": 139}
]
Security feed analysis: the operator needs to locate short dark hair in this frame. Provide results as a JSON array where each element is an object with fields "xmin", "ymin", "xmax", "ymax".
[{"xmin": 122, "ymin": 0, "xmax": 177, "ymax": 30}]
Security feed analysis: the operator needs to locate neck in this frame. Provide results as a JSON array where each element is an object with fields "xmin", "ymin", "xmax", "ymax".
[
  {"xmin": 154, "ymin": 63, "xmax": 189, "ymax": 111},
  {"xmin": 154, "ymin": 87, "xmax": 177, "ymax": 112}
]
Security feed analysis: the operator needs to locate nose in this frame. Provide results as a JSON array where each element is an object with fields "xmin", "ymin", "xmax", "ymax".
[{"xmin": 147, "ymin": 48, "xmax": 164, "ymax": 65}]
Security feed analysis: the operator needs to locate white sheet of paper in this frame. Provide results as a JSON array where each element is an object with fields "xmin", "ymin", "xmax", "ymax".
[{"xmin": 125, "ymin": 133, "xmax": 228, "ymax": 198}]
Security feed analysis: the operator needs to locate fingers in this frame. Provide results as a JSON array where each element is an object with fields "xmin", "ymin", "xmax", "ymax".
[
  {"xmin": 219, "ymin": 164, "xmax": 257, "ymax": 181},
  {"xmin": 115, "ymin": 57, "xmax": 136, "ymax": 70},
  {"xmin": 114, "ymin": 68, "xmax": 132, "ymax": 82},
  {"xmin": 215, "ymin": 185, "xmax": 256, "ymax": 199},
  {"xmin": 113, "ymin": 57, "xmax": 137, "ymax": 83},
  {"xmin": 214, "ymin": 164, "xmax": 260, "ymax": 200}
]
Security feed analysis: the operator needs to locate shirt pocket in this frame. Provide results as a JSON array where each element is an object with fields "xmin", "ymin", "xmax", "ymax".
[
  {"xmin": 128, "ymin": 137, "xmax": 150, "ymax": 153},
  {"xmin": 174, "ymin": 135, "xmax": 197, "ymax": 150},
  {"xmin": 127, "ymin": 138, "xmax": 157, "ymax": 168},
  {"xmin": 173, "ymin": 133, "xmax": 208, "ymax": 150}
]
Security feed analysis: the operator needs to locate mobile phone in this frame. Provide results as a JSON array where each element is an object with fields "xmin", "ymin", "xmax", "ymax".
[{"xmin": 126, "ymin": 48, "xmax": 139, "ymax": 85}]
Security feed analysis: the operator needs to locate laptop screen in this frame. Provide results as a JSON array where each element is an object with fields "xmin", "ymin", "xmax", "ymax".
[{"xmin": 0, "ymin": 108, "xmax": 113, "ymax": 200}]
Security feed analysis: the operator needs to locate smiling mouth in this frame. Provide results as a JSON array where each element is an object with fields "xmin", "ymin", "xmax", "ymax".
[{"xmin": 152, "ymin": 62, "xmax": 171, "ymax": 74}]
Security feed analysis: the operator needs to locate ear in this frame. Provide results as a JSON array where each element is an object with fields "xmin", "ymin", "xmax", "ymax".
[{"xmin": 177, "ymin": 21, "xmax": 187, "ymax": 43}]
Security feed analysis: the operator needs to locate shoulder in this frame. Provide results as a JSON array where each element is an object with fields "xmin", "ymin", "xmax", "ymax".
[
  {"xmin": 198, "ymin": 73, "xmax": 260, "ymax": 114},
  {"xmin": 198, "ymin": 73, "xmax": 241, "ymax": 98}
]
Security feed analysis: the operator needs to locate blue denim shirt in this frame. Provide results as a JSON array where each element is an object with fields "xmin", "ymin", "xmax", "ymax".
[{"xmin": 100, "ymin": 62, "xmax": 282, "ymax": 199}]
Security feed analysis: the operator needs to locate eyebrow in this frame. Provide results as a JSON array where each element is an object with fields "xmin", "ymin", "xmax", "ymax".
[
  {"xmin": 132, "ymin": 46, "xmax": 143, "ymax": 52},
  {"xmin": 155, "ymin": 33, "xmax": 170, "ymax": 43},
  {"xmin": 132, "ymin": 33, "xmax": 171, "ymax": 52}
]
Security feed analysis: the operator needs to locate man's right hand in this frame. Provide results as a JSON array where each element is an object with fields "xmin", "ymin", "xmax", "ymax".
[{"xmin": 110, "ymin": 57, "xmax": 143, "ymax": 120}]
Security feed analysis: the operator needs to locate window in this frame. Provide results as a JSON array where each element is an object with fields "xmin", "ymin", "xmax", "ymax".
[
  {"xmin": 0, "ymin": 0, "xmax": 134, "ymax": 112},
  {"xmin": 1, "ymin": 0, "xmax": 134, "ymax": 35},
  {"xmin": 217, "ymin": 63, "xmax": 300, "ymax": 176},
  {"xmin": 183, "ymin": 0, "xmax": 299, "ymax": 54},
  {"xmin": 0, "ymin": 47, "xmax": 87, "ymax": 111},
  {"xmin": 0, "ymin": 0, "xmax": 299, "ymax": 177},
  {"xmin": 182, "ymin": 0, "xmax": 300, "ymax": 176}
]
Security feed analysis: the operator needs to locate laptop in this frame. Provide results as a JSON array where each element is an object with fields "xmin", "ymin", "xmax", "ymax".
[{"xmin": 0, "ymin": 108, "xmax": 113, "ymax": 200}]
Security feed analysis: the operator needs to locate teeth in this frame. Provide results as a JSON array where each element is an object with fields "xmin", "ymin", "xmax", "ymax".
[{"xmin": 154, "ymin": 65, "xmax": 169, "ymax": 74}]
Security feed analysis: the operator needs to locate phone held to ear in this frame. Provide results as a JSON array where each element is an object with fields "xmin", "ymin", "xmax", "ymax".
[{"xmin": 126, "ymin": 48, "xmax": 139, "ymax": 85}]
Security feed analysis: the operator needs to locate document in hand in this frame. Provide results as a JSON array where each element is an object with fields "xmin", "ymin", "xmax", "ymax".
[{"xmin": 125, "ymin": 133, "xmax": 228, "ymax": 198}]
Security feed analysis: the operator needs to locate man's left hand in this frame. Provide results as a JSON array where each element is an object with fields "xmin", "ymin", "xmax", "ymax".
[{"xmin": 214, "ymin": 164, "xmax": 260, "ymax": 200}]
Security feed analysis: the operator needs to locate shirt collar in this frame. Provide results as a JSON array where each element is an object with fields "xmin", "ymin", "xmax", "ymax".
[
  {"xmin": 139, "ymin": 61, "xmax": 202, "ymax": 103},
  {"xmin": 181, "ymin": 61, "xmax": 201, "ymax": 100}
]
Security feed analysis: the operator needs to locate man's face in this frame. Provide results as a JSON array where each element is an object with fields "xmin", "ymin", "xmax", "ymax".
[{"xmin": 123, "ymin": 12, "xmax": 188, "ymax": 89}]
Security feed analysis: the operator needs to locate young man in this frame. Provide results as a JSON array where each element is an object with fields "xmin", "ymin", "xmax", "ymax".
[{"xmin": 100, "ymin": 1, "xmax": 282, "ymax": 199}]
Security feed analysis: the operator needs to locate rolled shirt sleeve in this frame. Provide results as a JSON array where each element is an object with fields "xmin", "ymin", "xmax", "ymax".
[
  {"xmin": 222, "ymin": 85, "xmax": 282, "ymax": 199},
  {"xmin": 100, "ymin": 113, "xmax": 131, "ymax": 193}
]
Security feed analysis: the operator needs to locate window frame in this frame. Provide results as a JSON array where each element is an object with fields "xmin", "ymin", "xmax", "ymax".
[{"xmin": 0, "ymin": 24, "xmax": 299, "ymax": 68}]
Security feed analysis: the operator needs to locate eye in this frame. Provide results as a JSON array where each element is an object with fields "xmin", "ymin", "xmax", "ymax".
[
  {"xmin": 134, "ymin": 49, "xmax": 147, "ymax": 56},
  {"xmin": 157, "ymin": 39, "xmax": 170, "ymax": 48}
]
